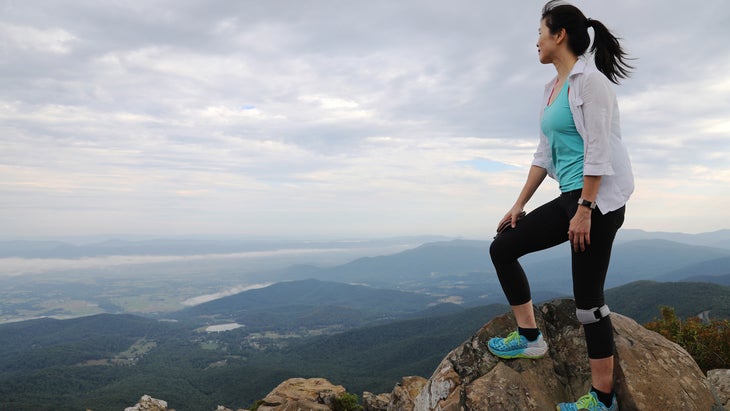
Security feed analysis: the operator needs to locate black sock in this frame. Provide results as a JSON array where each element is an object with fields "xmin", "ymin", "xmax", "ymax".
[
  {"xmin": 517, "ymin": 326, "xmax": 540, "ymax": 341},
  {"xmin": 591, "ymin": 386, "xmax": 613, "ymax": 407}
]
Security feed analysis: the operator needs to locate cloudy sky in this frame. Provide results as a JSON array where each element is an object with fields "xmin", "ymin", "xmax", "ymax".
[{"xmin": 1, "ymin": 0, "xmax": 729, "ymax": 240}]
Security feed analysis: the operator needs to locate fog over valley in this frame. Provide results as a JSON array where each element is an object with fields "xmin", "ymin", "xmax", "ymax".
[{"xmin": 1, "ymin": 229, "xmax": 729, "ymax": 323}]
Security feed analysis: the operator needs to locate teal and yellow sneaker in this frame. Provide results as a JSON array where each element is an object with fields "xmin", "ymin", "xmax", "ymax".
[
  {"xmin": 487, "ymin": 330, "xmax": 548, "ymax": 359},
  {"xmin": 556, "ymin": 391, "xmax": 618, "ymax": 411}
]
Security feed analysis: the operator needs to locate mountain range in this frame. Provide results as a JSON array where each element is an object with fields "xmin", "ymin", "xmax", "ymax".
[
  {"xmin": 259, "ymin": 232, "xmax": 730, "ymax": 305},
  {"xmin": 2, "ymin": 229, "xmax": 730, "ymax": 325},
  {"xmin": 2, "ymin": 229, "xmax": 730, "ymax": 409}
]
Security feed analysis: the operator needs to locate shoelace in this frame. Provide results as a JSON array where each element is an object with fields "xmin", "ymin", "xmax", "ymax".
[
  {"xmin": 574, "ymin": 392, "xmax": 600, "ymax": 409},
  {"xmin": 501, "ymin": 331, "xmax": 523, "ymax": 347}
]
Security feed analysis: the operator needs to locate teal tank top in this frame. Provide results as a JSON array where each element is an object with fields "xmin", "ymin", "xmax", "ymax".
[{"xmin": 541, "ymin": 81, "xmax": 584, "ymax": 192}]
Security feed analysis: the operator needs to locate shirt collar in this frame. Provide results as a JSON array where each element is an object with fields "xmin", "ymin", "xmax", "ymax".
[
  {"xmin": 568, "ymin": 58, "xmax": 589, "ymax": 78},
  {"xmin": 543, "ymin": 58, "xmax": 592, "ymax": 90}
]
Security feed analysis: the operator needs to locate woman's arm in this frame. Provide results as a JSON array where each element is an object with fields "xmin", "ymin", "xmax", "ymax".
[
  {"xmin": 568, "ymin": 72, "xmax": 614, "ymax": 251},
  {"xmin": 569, "ymin": 175, "xmax": 602, "ymax": 252},
  {"xmin": 498, "ymin": 165, "xmax": 548, "ymax": 230}
]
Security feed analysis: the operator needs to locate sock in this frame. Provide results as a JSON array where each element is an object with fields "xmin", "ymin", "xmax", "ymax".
[
  {"xmin": 591, "ymin": 386, "xmax": 613, "ymax": 407},
  {"xmin": 517, "ymin": 326, "xmax": 540, "ymax": 341}
]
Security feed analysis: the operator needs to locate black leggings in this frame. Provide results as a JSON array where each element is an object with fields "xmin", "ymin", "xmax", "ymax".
[{"xmin": 489, "ymin": 189, "xmax": 625, "ymax": 359}]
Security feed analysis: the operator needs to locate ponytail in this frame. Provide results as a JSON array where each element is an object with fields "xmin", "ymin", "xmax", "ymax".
[
  {"xmin": 587, "ymin": 18, "xmax": 634, "ymax": 84},
  {"xmin": 542, "ymin": 0, "xmax": 634, "ymax": 84}
]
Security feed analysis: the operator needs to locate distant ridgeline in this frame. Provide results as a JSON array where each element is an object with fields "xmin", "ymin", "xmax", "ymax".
[{"xmin": 2, "ymin": 231, "xmax": 730, "ymax": 322}]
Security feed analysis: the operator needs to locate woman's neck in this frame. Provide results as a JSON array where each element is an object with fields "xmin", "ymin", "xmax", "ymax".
[{"xmin": 553, "ymin": 54, "xmax": 578, "ymax": 81}]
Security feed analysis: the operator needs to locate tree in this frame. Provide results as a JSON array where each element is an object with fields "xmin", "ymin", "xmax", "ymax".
[
  {"xmin": 331, "ymin": 393, "xmax": 362, "ymax": 411},
  {"xmin": 645, "ymin": 306, "xmax": 730, "ymax": 372}
]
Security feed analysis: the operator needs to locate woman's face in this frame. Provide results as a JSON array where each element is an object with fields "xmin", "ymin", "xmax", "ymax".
[{"xmin": 536, "ymin": 19, "xmax": 558, "ymax": 64}]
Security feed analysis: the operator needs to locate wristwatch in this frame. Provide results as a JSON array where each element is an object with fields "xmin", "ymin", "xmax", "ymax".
[{"xmin": 578, "ymin": 198, "xmax": 597, "ymax": 210}]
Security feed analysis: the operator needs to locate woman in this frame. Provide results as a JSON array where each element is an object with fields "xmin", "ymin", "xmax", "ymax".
[{"xmin": 486, "ymin": 1, "xmax": 634, "ymax": 410}]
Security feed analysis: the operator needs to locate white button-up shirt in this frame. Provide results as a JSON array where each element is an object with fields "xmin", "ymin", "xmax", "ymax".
[{"xmin": 532, "ymin": 59, "xmax": 634, "ymax": 213}]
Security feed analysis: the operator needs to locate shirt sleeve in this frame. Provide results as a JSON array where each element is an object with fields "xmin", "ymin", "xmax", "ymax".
[
  {"xmin": 580, "ymin": 72, "xmax": 616, "ymax": 176},
  {"xmin": 531, "ymin": 130, "xmax": 555, "ymax": 178}
]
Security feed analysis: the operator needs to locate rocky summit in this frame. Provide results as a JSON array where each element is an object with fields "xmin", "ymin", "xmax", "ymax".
[
  {"xmin": 125, "ymin": 299, "xmax": 728, "ymax": 410},
  {"xmin": 407, "ymin": 298, "xmax": 721, "ymax": 410},
  {"xmin": 257, "ymin": 378, "xmax": 347, "ymax": 411}
]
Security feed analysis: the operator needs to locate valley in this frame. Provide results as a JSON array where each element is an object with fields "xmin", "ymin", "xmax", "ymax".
[{"xmin": 2, "ymin": 230, "xmax": 729, "ymax": 324}]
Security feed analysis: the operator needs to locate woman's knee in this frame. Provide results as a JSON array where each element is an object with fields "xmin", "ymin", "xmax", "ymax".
[{"xmin": 490, "ymin": 237, "xmax": 512, "ymax": 264}]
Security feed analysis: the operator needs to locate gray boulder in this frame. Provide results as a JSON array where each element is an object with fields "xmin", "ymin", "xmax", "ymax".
[{"xmin": 410, "ymin": 299, "xmax": 720, "ymax": 410}]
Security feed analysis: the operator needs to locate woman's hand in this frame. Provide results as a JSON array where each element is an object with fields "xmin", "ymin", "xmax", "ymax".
[
  {"xmin": 569, "ymin": 206, "xmax": 592, "ymax": 252},
  {"xmin": 497, "ymin": 205, "xmax": 525, "ymax": 232}
]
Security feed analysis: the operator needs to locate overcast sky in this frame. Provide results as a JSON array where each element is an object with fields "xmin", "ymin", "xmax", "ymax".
[{"xmin": 1, "ymin": 0, "xmax": 729, "ymax": 240}]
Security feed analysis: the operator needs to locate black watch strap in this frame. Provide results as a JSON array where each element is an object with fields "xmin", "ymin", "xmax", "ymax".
[{"xmin": 577, "ymin": 198, "xmax": 597, "ymax": 209}]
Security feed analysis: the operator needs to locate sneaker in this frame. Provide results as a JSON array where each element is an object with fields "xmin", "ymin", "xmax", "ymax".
[
  {"xmin": 487, "ymin": 330, "xmax": 548, "ymax": 359},
  {"xmin": 556, "ymin": 391, "xmax": 618, "ymax": 411}
]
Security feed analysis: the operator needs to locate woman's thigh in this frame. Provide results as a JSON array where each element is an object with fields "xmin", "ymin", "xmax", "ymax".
[
  {"xmin": 571, "ymin": 206, "xmax": 626, "ymax": 308},
  {"xmin": 492, "ymin": 196, "xmax": 572, "ymax": 262}
]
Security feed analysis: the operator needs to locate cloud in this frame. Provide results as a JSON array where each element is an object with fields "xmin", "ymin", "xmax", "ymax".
[
  {"xmin": 0, "ymin": 23, "xmax": 76, "ymax": 54},
  {"xmin": 0, "ymin": 0, "xmax": 728, "ymax": 238}
]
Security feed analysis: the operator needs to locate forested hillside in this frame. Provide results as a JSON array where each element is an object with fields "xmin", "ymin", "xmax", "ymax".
[
  {"xmin": 4, "ymin": 277, "xmax": 730, "ymax": 410},
  {"xmin": 175, "ymin": 279, "xmax": 439, "ymax": 328},
  {"xmin": 606, "ymin": 281, "xmax": 730, "ymax": 323},
  {"xmin": 0, "ymin": 304, "xmax": 505, "ymax": 411}
]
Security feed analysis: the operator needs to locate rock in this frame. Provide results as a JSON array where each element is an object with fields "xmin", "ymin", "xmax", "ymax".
[
  {"xmin": 256, "ymin": 377, "xmax": 346, "ymax": 411},
  {"xmin": 708, "ymin": 369, "xmax": 730, "ymax": 409},
  {"xmin": 124, "ymin": 395, "xmax": 168, "ymax": 411},
  {"xmin": 389, "ymin": 376, "xmax": 427, "ymax": 411},
  {"xmin": 612, "ymin": 311, "xmax": 720, "ymax": 410},
  {"xmin": 363, "ymin": 391, "xmax": 391, "ymax": 411},
  {"xmin": 408, "ymin": 298, "xmax": 721, "ymax": 411}
]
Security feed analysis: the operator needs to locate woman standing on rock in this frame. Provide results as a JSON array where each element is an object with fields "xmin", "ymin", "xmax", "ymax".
[{"xmin": 487, "ymin": 1, "xmax": 634, "ymax": 410}]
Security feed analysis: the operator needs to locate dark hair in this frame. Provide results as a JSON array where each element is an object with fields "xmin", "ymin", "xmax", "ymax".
[{"xmin": 541, "ymin": 0, "xmax": 633, "ymax": 84}]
